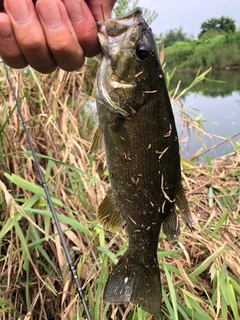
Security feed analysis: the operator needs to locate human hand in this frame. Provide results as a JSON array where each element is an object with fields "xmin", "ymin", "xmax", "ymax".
[{"xmin": 0, "ymin": 0, "xmax": 116, "ymax": 73}]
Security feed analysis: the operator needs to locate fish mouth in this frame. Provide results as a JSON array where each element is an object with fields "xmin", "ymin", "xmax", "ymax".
[
  {"xmin": 97, "ymin": 7, "xmax": 146, "ymax": 90},
  {"xmin": 97, "ymin": 7, "xmax": 143, "ymax": 31},
  {"xmin": 114, "ymin": 7, "xmax": 143, "ymax": 20},
  {"xmin": 97, "ymin": 7, "xmax": 144, "ymax": 45}
]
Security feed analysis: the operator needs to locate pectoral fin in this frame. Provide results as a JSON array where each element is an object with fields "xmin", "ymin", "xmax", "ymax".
[
  {"xmin": 88, "ymin": 126, "xmax": 104, "ymax": 154},
  {"xmin": 98, "ymin": 189, "xmax": 123, "ymax": 229}
]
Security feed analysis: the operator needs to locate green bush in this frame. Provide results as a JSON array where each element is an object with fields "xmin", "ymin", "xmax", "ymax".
[
  {"xmin": 164, "ymin": 32, "xmax": 240, "ymax": 72},
  {"xmin": 199, "ymin": 29, "xmax": 226, "ymax": 40}
]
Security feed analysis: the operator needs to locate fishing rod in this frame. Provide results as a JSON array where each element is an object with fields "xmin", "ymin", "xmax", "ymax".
[{"xmin": 3, "ymin": 63, "xmax": 92, "ymax": 320}]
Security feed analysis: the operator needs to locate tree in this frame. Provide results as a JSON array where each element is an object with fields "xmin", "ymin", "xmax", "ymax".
[
  {"xmin": 199, "ymin": 29, "xmax": 226, "ymax": 41},
  {"xmin": 199, "ymin": 16, "xmax": 236, "ymax": 38},
  {"xmin": 162, "ymin": 27, "xmax": 190, "ymax": 47}
]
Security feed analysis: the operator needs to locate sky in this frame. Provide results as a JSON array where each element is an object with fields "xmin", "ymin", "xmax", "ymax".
[{"xmin": 137, "ymin": 0, "xmax": 240, "ymax": 38}]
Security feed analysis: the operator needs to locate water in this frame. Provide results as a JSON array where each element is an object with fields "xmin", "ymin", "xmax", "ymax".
[{"xmin": 170, "ymin": 70, "xmax": 240, "ymax": 161}]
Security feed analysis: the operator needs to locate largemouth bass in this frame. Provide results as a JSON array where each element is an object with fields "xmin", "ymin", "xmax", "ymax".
[{"xmin": 90, "ymin": 7, "xmax": 192, "ymax": 315}]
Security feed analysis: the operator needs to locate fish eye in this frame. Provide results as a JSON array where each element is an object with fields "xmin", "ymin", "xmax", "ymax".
[{"xmin": 136, "ymin": 43, "xmax": 149, "ymax": 60}]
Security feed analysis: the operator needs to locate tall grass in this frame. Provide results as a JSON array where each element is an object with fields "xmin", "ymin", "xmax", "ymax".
[{"xmin": 0, "ymin": 60, "xmax": 239, "ymax": 320}]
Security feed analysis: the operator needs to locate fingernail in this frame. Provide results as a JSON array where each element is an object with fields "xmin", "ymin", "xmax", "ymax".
[
  {"xmin": 39, "ymin": 1, "xmax": 62, "ymax": 28},
  {"xmin": 0, "ymin": 23, "xmax": 13, "ymax": 41},
  {"xmin": 68, "ymin": 2, "xmax": 83, "ymax": 22},
  {"xmin": 8, "ymin": 0, "xmax": 31, "ymax": 24}
]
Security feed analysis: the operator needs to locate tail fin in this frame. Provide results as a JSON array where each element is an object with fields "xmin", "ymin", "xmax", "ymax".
[{"xmin": 103, "ymin": 253, "xmax": 161, "ymax": 315}]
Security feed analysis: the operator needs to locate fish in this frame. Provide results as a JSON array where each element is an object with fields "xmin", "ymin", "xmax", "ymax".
[{"xmin": 89, "ymin": 7, "xmax": 192, "ymax": 315}]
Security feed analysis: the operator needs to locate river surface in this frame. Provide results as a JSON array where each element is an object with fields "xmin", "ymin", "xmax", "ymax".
[{"xmin": 169, "ymin": 70, "xmax": 240, "ymax": 161}]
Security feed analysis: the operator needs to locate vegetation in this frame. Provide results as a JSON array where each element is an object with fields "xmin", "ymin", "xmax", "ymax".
[
  {"xmin": 199, "ymin": 16, "xmax": 236, "ymax": 38},
  {"xmin": 0, "ymin": 60, "xmax": 239, "ymax": 320},
  {"xmin": 162, "ymin": 28, "xmax": 192, "ymax": 48},
  {"xmin": 162, "ymin": 16, "xmax": 240, "ymax": 72},
  {"xmin": 0, "ymin": 3, "xmax": 239, "ymax": 319},
  {"xmin": 164, "ymin": 31, "xmax": 240, "ymax": 73}
]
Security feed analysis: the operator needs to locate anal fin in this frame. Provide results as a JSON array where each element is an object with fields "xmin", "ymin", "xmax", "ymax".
[
  {"xmin": 175, "ymin": 183, "xmax": 192, "ymax": 230},
  {"xmin": 162, "ymin": 183, "xmax": 192, "ymax": 238},
  {"xmin": 162, "ymin": 207, "xmax": 180, "ymax": 239}
]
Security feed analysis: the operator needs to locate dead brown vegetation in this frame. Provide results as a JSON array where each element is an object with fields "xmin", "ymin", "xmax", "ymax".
[{"xmin": 0, "ymin": 65, "xmax": 239, "ymax": 319}]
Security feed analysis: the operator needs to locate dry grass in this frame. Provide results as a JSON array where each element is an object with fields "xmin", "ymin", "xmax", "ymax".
[{"xmin": 0, "ymin": 62, "xmax": 239, "ymax": 320}]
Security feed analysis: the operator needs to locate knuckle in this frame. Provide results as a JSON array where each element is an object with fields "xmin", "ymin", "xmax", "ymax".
[
  {"xmin": 49, "ymin": 40, "xmax": 85, "ymax": 70},
  {"xmin": 19, "ymin": 35, "xmax": 45, "ymax": 52},
  {"xmin": 51, "ymin": 38, "xmax": 75, "ymax": 54}
]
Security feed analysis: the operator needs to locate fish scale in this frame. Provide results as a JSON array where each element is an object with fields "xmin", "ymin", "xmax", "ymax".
[{"xmin": 89, "ymin": 7, "xmax": 192, "ymax": 315}]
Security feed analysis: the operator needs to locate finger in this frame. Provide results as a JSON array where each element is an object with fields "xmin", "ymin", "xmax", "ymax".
[
  {"xmin": 36, "ymin": 0, "xmax": 85, "ymax": 71},
  {"xmin": 0, "ymin": 12, "xmax": 28, "ymax": 68},
  {"xmin": 4, "ymin": 0, "xmax": 57, "ymax": 73},
  {"xmin": 63, "ymin": 0, "xmax": 100, "ymax": 57}
]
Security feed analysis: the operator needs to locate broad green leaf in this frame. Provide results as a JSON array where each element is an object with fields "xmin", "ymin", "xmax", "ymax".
[
  {"xmin": 4, "ymin": 173, "xmax": 63, "ymax": 206},
  {"xmin": 191, "ymin": 244, "xmax": 225, "ymax": 277},
  {"xmin": 227, "ymin": 279, "xmax": 239, "ymax": 320},
  {"xmin": 25, "ymin": 208, "xmax": 92, "ymax": 236},
  {"xmin": 98, "ymin": 246, "xmax": 117, "ymax": 264},
  {"xmin": 180, "ymin": 305, "xmax": 212, "ymax": 320},
  {"xmin": 164, "ymin": 265, "xmax": 178, "ymax": 320}
]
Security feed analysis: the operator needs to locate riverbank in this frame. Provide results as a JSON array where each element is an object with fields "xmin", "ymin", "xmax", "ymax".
[{"xmin": 164, "ymin": 31, "xmax": 240, "ymax": 73}]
